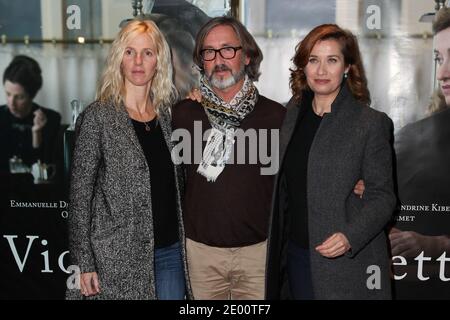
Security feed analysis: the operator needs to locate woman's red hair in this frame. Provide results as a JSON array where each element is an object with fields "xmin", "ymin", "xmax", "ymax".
[{"xmin": 290, "ymin": 24, "xmax": 370, "ymax": 106}]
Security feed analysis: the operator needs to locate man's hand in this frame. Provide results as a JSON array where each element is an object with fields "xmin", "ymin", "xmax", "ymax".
[
  {"xmin": 389, "ymin": 227, "xmax": 450, "ymax": 258},
  {"xmin": 186, "ymin": 87, "xmax": 202, "ymax": 103},
  {"xmin": 354, "ymin": 179, "xmax": 365, "ymax": 198}
]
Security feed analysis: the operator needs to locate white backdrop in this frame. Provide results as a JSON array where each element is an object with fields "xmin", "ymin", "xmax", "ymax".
[
  {"xmin": 0, "ymin": 0, "xmax": 437, "ymax": 131},
  {"xmin": 256, "ymin": 35, "xmax": 434, "ymax": 132}
]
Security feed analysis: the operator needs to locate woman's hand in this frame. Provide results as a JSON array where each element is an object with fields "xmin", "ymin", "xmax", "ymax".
[
  {"xmin": 80, "ymin": 272, "xmax": 100, "ymax": 297},
  {"xmin": 316, "ymin": 232, "xmax": 351, "ymax": 258},
  {"xmin": 32, "ymin": 109, "xmax": 47, "ymax": 133},
  {"xmin": 32, "ymin": 109, "xmax": 48, "ymax": 148},
  {"xmin": 31, "ymin": 109, "xmax": 47, "ymax": 148},
  {"xmin": 186, "ymin": 87, "xmax": 202, "ymax": 103}
]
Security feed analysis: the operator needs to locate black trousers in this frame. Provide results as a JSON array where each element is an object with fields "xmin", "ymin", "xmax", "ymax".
[{"xmin": 287, "ymin": 241, "xmax": 314, "ymax": 300}]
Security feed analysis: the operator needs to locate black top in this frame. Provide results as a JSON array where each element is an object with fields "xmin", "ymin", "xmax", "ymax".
[
  {"xmin": 283, "ymin": 100, "xmax": 322, "ymax": 249},
  {"xmin": 131, "ymin": 117, "xmax": 179, "ymax": 249},
  {"xmin": 0, "ymin": 103, "xmax": 61, "ymax": 172},
  {"xmin": 172, "ymin": 96, "xmax": 286, "ymax": 247}
]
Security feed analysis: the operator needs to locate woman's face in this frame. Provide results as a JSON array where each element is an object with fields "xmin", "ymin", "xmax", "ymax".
[
  {"xmin": 121, "ymin": 33, "xmax": 158, "ymax": 88},
  {"xmin": 304, "ymin": 39, "xmax": 349, "ymax": 99},
  {"xmin": 435, "ymin": 27, "xmax": 450, "ymax": 106},
  {"xmin": 4, "ymin": 80, "xmax": 33, "ymax": 119}
]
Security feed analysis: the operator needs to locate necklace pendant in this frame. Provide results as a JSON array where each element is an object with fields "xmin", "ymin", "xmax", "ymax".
[{"xmin": 145, "ymin": 123, "xmax": 151, "ymax": 131}]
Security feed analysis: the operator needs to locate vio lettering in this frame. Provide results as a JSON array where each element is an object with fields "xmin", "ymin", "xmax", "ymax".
[{"xmin": 3, "ymin": 235, "xmax": 70, "ymax": 273}]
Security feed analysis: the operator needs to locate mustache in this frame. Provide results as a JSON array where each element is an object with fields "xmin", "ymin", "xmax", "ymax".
[{"xmin": 212, "ymin": 64, "xmax": 232, "ymax": 73}]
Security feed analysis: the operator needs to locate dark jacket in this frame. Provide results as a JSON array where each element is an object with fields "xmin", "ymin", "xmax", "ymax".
[{"xmin": 265, "ymin": 84, "xmax": 396, "ymax": 300}]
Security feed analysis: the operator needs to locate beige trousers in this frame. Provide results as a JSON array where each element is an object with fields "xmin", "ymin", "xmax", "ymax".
[{"xmin": 186, "ymin": 238, "xmax": 267, "ymax": 300}]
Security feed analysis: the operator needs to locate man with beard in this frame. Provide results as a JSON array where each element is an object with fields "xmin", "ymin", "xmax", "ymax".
[{"xmin": 171, "ymin": 16, "xmax": 286, "ymax": 300}]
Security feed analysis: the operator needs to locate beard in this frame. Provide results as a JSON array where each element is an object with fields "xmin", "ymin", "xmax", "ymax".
[{"xmin": 206, "ymin": 60, "xmax": 246, "ymax": 90}]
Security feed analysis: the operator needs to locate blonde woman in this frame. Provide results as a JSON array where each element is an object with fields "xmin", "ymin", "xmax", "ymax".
[{"xmin": 67, "ymin": 19, "xmax": 191, "ymax": 300}]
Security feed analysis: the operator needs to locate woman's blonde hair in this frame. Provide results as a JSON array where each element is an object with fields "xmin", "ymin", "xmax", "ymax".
[
  {"xmin": 96, "ymin": 19, "xmax": 178, "ymax": 114},
  {"xmin": 427, "ymin": 88, "xmax": 448, "ymax": 115}
]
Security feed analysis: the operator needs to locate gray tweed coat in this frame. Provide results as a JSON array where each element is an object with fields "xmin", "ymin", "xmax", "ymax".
[
  {"xmin": 66, "ymin": 100, "xmax": 192, "ymax": 300},
  {"xmin": 265, "ymin": 84, "xmax": 396, "ymax": 300}
]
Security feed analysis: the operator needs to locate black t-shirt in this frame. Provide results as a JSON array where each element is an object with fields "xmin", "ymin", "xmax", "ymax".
[
  {"xmin": 131, "ymin": 117, "xmax": 179, "ymax": 249},
  {"xmin": 172, "ymin": 95, "xmax": 286, "ymax": 247},
  {"xmin": 283, "ymin": 100, "xmax": 322, "ymax": 249}
]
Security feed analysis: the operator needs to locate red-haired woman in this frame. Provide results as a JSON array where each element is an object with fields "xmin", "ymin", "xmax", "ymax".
[{"xmin": 266, "ymin": 24, "xmax": 395, "ymax": 300}]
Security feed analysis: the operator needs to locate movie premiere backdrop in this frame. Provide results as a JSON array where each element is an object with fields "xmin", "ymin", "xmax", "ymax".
[{"xmin": 0, "ymin": 0, "xmax": 448, "ymax": 300}]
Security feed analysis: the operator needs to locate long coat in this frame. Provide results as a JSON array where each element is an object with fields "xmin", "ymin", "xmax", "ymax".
[
  {"xmin": 66, "ymin": 100, "xmax": 192, "ymax": 300},
  {"xmin": 265, "ymin": 84, "xmax": 396, "ymax": 300}
]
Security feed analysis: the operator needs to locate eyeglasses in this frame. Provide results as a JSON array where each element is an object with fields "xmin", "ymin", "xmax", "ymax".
[{"xmin": 200, "ymin": 46, "xmax": 243, "ymax": 61}]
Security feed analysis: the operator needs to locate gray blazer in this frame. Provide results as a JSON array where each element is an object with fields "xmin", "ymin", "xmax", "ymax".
[
  {"xmin": 66, "ymin": 100, "xmax": 192, "ymax": 300},
  {"xmin": 266, "ymin": 84, "xmax": 396, "ymax": 299}
]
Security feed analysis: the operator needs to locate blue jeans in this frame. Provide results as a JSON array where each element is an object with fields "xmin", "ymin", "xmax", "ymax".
[{"xmin": 154, "ymin": 241, "xmax": 186, "ymax": 300}]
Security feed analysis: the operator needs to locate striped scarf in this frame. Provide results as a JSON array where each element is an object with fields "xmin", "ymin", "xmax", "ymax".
[{"xmin": 197, "ymin": 75, "xmax": 258, "ymax": 182}]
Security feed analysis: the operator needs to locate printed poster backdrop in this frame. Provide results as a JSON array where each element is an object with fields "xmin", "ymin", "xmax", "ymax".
[{"xmin": 0, "ymin": 0, "xmax": 449, "ymax": 300}]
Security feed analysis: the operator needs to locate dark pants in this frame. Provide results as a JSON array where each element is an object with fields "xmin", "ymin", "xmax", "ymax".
[
  {"xmin": 154, "ymin": 241, "xmax": 186, "ymax": 300},
  {"xmin": 287, "ymin": 241, "xmax": 314, "ymax": 300}
]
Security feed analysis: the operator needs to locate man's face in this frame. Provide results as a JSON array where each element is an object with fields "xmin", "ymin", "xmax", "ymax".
[
  {"xmin": 435, "ymin": 27, "xmax": 450, "ymax": 106},
  {"xmin": 202, "ymin": 25, "xmax": 249, "ymax": 92}
]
